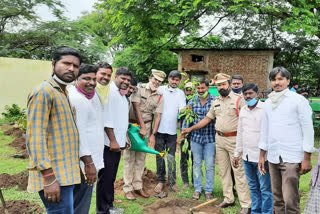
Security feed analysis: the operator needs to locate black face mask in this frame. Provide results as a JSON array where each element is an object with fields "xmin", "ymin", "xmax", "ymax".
[{"xmin": 219, "ymin": 88, "xmax": 231, "ymax": 97}]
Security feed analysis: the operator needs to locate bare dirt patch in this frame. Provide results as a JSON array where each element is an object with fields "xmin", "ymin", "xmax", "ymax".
[
  {"xmin": 8, "ymin": 136, "xmax": 28, "ymax": 159},
  {"xmin": 143, "ymin": 197, "xmax": 223, "ymax": 214},
  {"xmin": 114, "ymin": 169, "xmax": 169, "ymax": 198},
  {"xmin": 0, "ymin": 200, "xmax": 43, "ymax": 214},
  {"xmin": 0, "ymin": 124, "xmax": 11, "ymax": 131},
  {"xmin": 0, "ymin": 171, "xmax": 28, "ymax": 190},
  {"xmin": 4, "ymin": 127, "xmax": 24, "ymax": 138}
]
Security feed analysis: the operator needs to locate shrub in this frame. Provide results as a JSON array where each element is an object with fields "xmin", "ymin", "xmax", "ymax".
[{"xmin": 1, "ymin": 104, "xmax": 26, "ymax": 124}]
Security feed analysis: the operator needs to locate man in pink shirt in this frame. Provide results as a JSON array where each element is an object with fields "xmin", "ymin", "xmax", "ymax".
[{"xmin": 233, "ymin": 83, "xmax": 273, "ymax": 214}]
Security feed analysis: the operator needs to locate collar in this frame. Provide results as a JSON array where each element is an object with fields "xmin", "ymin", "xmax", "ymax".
[{"xmin": 48, "ymin": 77, "xmax": 65, "ymax": 93}]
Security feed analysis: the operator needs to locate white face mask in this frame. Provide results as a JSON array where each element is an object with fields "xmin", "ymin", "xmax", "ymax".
[{"xmin": 52, "ymin": 74, "xmax": 73, "ymax": 86}]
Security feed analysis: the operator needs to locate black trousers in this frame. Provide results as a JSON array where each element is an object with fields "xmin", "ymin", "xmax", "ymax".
[
  {"xmin": 155, "ymin": 133, "xmax": 177, "ymax": 186},
  {"xmin": 180, "ymin": 136, "xmax": 194, "ymax": 185},
  {"xmin": 96, "ymin": 146, "xmax": 121, "ymax": 214}
]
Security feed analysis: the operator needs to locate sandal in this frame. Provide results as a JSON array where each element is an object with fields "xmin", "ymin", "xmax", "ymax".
[
  {"xmin": 205, "ymin": 193, "xmax": 213, "ymax": 201},
  {"xmin": 154, "ymin": 183, "xmax": 164, "ymax": 193},
  {"xmin": 192, "ymin": 191, "xmax": 201, "ymax": 200}
]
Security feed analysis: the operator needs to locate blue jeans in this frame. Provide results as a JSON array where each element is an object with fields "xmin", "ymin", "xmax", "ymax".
[
  {"xmin": 243, "ymin": 160, "xmax": 273, "ymax": 214},
  {"xmin": 39, "ymin": 185, "xmax": 74, "ymax": 214},
  {"xmin": 73, "ymin": 173, "xmax": 94, "ymax": 214},
  {"xmin": 191, "ymin": 142, "xmax": 215, "ymax": 193}
]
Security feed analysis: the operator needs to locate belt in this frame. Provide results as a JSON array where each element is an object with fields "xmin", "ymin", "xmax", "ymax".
[
  {"xmin": 216, "ymin": 130, "xmax": 237, "ymax": 137},
  {"xmin": 129, "ymin": 120, "xmax": 152, "ymax": 124}
]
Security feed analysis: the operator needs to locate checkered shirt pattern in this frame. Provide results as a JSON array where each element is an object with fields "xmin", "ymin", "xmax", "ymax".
[
  {"xmin": 182, "ymin": 94, "xmax": 216, "ymax": 144},
  {"xmin": 26, "ymin": 78, "xmax": 80, "ymax": 193}
]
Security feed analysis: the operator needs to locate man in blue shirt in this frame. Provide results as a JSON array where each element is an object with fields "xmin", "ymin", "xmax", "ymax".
[{"xmin": 181, "ymin": 78, "xmax": 216, "ymax": 201}]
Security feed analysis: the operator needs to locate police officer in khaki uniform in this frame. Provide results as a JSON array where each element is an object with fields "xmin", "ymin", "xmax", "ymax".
[
  {"xmin": 123, "ymin": 69, "xmax": 166, "ymax": 200},
  {"xmin": 182, "ymin": 73, "xmax": 251, "ymax": 214}
]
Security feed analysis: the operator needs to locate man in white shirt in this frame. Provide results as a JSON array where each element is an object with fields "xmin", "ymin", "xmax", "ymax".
[
  {"xmin": 154, "ymin": 70, "xmax": 186, "ymax": 193},
  {"xmin": 233, "ymin": 83, "xmax": 273, "ymax": 214},
  {"xmin": 258, "ymin": 66, "xmax": 314, "ymax": 214},
  {"xmin": 97, "ymin": 67, "xmax": 132, "ymax": 214},
  {"xmin": 68, "ymin": 64, "xmax": 105, "ymax": 214}
]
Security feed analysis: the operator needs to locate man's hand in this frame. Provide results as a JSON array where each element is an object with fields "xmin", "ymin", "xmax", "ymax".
[
  {"xmin": 84, "ymin": 164, "xmax": 97, "ymax": 185},
  {"xmin": 43, "ymin": 175, "xmax": 60, "ymax": 203},
  {"xmin": 139, "ymin": 127, "xmax": 147, "ymax": 139},
  {"xmin": 176, "ymin": 134, "xmax": 185, "ymax": 144},
  {"xmin": 125, "ymin": 142, "xmax": 131, "ymax": 150},
  {"xmin": 258, "ymin": 156, "xmax": 266, "ymax": 175},
  {"xmin": 110, "ymin": 141, "xmax": 121, "ymax": 152},
  {"xmin": 181, "ymin": 128, "xmax": 192, "ymax": 135},
  {"xmin": 148, "ymin": 134, "xmax": 155, "ymax": 149},
  {"xmin": 300, "ymin": 153, "xmax": 312, "ymax": 175},
  {"xmin": 232, "ymin": 157, "xmax": 240, "ymax": 168}
]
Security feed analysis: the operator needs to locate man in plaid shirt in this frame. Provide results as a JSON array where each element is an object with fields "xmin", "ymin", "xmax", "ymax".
[
  {"xmin": 26, "ymin": 46, "xmax": 82, "ymax": 213},
  {"xmin": 181, "ymin": 78, "xmax": 216, "ymax": 201}
]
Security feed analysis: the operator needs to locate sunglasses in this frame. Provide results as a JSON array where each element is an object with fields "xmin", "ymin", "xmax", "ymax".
[{"xmin": 185, "ymin": 88, "xmax": 192, "ymax": 91}]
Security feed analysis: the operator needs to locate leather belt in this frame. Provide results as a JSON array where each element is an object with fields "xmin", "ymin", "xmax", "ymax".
[
  {"xmin": 129, "ymin": 120, "xmax": 152, "ymax": 124},
  {"xmin": 216, "ymin": 131, "xmax": 237, "ymax": 137}
]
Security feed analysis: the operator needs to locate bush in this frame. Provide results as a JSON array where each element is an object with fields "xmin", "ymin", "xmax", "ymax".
[{"xmin": 1, "ymin": 104, "xmax": 26, "ymax": 124}]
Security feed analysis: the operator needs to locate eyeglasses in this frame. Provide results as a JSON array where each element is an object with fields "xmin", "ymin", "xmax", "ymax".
[{"xmin": 185, "ymin": 88, "xmax": 192, "ymax": 91}]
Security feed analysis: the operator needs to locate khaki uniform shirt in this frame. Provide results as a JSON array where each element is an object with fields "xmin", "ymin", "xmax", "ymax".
[
  {"xmin": 129, "ymin": 83, "xmax": 163, "ymax": 122},
  {"xmin": 206, "ymin": 91, "xmax": 244, "ymax": 133}
]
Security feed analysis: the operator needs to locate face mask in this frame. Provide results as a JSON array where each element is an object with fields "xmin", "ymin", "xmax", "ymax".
[
  {"xmin": 198, "ymin": 91, "xmax": 208, "ymax": 99},
  {"xmin": 232, "ymin": 87, "xmax": 242, "ymax": 93},
  {"xmin": 218, "ymin": 88, "xmax": 230, "ymax": 97},
  {"xmin": 245, "ymin": 98, "xmax": 258, "ymax": 106},
  {"xmin": 53, "ymin": 74, "xmax": 73, "ymax": 86}
]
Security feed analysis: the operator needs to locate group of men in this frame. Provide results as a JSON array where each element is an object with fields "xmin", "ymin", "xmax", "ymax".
[{"xmin": 26, "ymin": 46, "xmax": 317, "ymax": 214}]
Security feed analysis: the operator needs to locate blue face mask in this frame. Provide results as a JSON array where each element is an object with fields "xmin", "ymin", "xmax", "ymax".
[
  {"xmin": 232, "ymin": 87, "xmax": 242, "ymax": 93},
  {"xmin": 245, "ymin": 98, "xmax": 258, "ymax": 106}
]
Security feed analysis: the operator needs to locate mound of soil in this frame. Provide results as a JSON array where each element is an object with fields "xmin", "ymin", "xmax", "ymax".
[
  {"xmin": 4, "ymin": 127, "xmax": 24, "ymax": 138},
  {"xmin": 9, "ymin": 136, "xmax": 28, "ymax": 159},
  {"xmin": 143, "ymin": 198, "xmax": 223, "ymax": 214},
  {"xmin": 114, "ymin": 169, "xmax": 169, "ymax": 197},
  {"xmin": 0, "ymin": 171, "xmax": 28, "ymax": 190},
  {"xmin": 0, "ymin": 200, "xmax": 43, "ymax": 214},
  {"xmin": 0, "ymin": 124, "xmax": 11, "ymax": 131}
]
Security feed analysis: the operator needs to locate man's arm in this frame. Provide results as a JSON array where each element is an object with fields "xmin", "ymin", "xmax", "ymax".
[
  {"xmin": 298, "ymin": 97, "xmax": 314, "ymax": 174},
  {"xmin": 132, "ymin": 102, "xmax": 147, "ymax": 138},
  {"xmin": 233, "ymin": 111, "xmax": 243, "ymax": 168},
  {"xmin": 103, "ymin": 89, "xmax": 120, "ymax": 152},
  {"xmin": 258, "ymin": 108, "xmax": 269, "ymax": 176},
  {"xmin": 105, "ymin": 127, "xmax": 120, "ymax": 152},
  {"xmin": 26, "ymin": 89, "xmax": 60, "ymax": 202},
  {"xmin": 181, "ymin": 116, "xmax": 212, "ymax": 135},
  {"xmin": 69, "ymin": 97, "xmax": 97, "ymax": 185}
]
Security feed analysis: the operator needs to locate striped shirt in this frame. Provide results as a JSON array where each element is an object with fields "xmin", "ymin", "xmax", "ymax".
[
  {"xmin": 182, "ymin": 94, "xmax": 216, "ymax": 144},
  {"xmin": 26, "ymin": 78, "xmax": 80, "ymax": 193}
]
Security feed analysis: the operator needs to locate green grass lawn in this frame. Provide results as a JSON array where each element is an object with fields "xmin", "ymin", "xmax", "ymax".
[{"xmin": 0, "ymin": 128, "xmax": 319, "ymax": 214}]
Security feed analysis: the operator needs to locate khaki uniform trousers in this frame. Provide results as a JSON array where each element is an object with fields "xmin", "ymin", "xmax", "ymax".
[
  {"xmin": 123, "ymin": 122, "xmax": 151, "ymax": 193},
  {"xmin": 216, "ymin": 134, "xmax": 251, "ymax": 208}
]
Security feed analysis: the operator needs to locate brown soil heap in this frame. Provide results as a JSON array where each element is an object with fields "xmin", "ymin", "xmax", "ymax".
[
  {"xmin": 114, "ymin": 169, "xmax": 169, "ymax": 197},
  {"xmin": 9, "ymin": 136, "xmax": 28, "ymax": 159},
  {"xmin": 4, "ymin": 127, "xmax": 24, "ymax": 138},
  {"xmin": 0, "ymin": 171, "xmax": 28, "ymax": 190},
  {"xmin": 143, "ymin": 197, "xmax": 223, "ymax": 214},
  {"xmin": 0, "ymin": 200, "xmax": 44, "ymax": 214}
]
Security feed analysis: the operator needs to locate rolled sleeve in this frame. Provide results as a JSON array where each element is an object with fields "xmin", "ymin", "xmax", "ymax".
[
  {"xmin": 298, "ymin": 98, "xmax": 314, "ymax": 153},
  {"xmin": 26, "ymin": 89, "xmax": 52, "ymax": 171}
]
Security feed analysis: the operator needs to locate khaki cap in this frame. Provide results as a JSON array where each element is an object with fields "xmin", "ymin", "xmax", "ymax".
[
  {"xmin": 213, "ymin": 73, "xmax": 230, "ymax": 84},
  {"xmin": 184, "ymin": 82, "xmax": 193, "ymax": 89},
  {"xmin": 152, "ymin": 69, "xmax": 166, "ymax": 82}
]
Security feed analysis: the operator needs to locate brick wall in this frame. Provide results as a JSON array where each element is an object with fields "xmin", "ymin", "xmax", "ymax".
[{"xmin": 176, "ymin": 50, "xmax": 277, "ymax": 91}]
